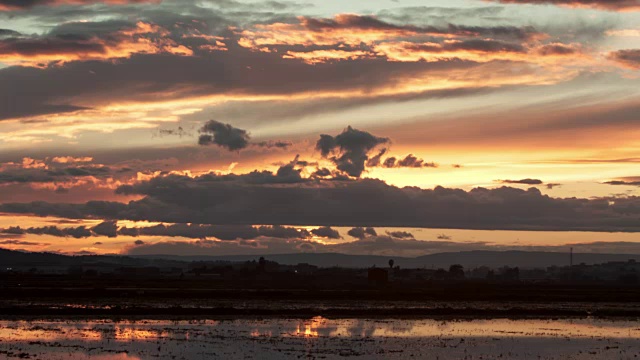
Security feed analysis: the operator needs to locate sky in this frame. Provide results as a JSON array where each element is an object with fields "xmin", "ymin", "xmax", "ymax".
[{"xmin": 1, "ymin": 0, "xmax": 640, "ymax": 257}]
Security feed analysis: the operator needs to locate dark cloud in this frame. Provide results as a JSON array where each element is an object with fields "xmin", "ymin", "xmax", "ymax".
[
  {"xmin": 299, "ymin": 14, "xmax": 542, "ymax": 41},
  {"xmin": 380, "ymin": 154, "xmax": 438, "ymax": 168},
  {"xmin": 400, "ymin": 39, "xmax": 525, "ymax": 54},
  {"xmin": 254, "ymin": 140, "xmax": 292, "ymax": 149},
  {"xmin": 386, "ymin": 231, "xmax": 415, "ymax": 239},
  {"xmin": 311, "ymin": 226, "xmax": 341, "ymax": 239},
  {"xmin": 0, "ymin": 239, "xmax": 48, "ymax": 246},
  {"xmin": 134, "ymin": 239, "xmax": 145, "ymax": 245},
  {"xmin": 536, "ymin": 43, "xmax": 580, "ymax": 56},
  {"xmin": 1, "ymin": 225, "xmax": 92, "ymax": 238},
  {"xmin": 316, "ymin": 126, "xmax": 389, "ymax": 177},
  {"xmin": 0, "ymin": 29, "xmax": 21, "ymax": 37},
  {"xmin": 497, "ymin": 178, "xmax": 544, "ymax": 185},
  {"xmin": 365, "ymin": 148, "xmax": 387, "ymax": 167},
  {"xmin": 0, "ymin": 0, "xmax": 158, "ymax": 10},
  {"xmin": 480, "ymin": 0, "xmax": 640, "ymax": 11},
  {"xmin": 0, "ymin": 162, "xmax": 113, "ymax": 185},
  {"xmin": 608, "ymin": 49, "xmax": 640, "ymax": 70},
  {"xmin": 198, "ymin": 120, "xmax": 250, "ymax": 151},
  {"xmin": 546, "ymin": 183, "xmax": 562, "ymax": 189},
  {"xmin": 603, "ymin": 179, "xmax": 640, "ymax": 186},
  {"xmin": 197, "ymin": 120, "xmax": 291, "ymax": 151},
  {"xmin": 0, "ymin": 17, "xmax": 515, "ymax": 122},
  {"xmin": 347, "ymin": 227, "xmax": 378, "ymax": 239},
  {"xmin": 6, "ymin": 175, "xmax": 640, "ymax": 231},
  {"xmin": 91, "ymin": 220, "xmax": 117, "ymax": 237}
]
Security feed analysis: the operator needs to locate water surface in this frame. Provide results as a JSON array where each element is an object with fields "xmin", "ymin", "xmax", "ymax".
[{"xmin": 1, "ymin": 317, "xmax": 639, "ymax": 359}]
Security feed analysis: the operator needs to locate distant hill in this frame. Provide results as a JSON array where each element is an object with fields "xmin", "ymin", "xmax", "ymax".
[
  {"xmin": 133, "ymin": 251, "xmax": 640, "ymax": 269},
  {"xmin": 3, "ymin": 248, "xmax": 640, "ymax": 270},
  {"xmin": 0, "ymin": 248, "xmax": 182, "ymax": 269}
]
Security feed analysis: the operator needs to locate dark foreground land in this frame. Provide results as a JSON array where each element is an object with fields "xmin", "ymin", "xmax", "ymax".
[
  {"xmin": 2, "ymin": 281, "xmax": 640, "ymax": 319},
  {"xmin": 2, "ymin": 249, "xmax": 640, "ymax": 319}
]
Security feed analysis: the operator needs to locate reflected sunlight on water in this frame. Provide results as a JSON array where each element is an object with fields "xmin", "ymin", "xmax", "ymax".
[{"xmin": 1, "ymin": 318, "xmax": 639, "ymax": 359}]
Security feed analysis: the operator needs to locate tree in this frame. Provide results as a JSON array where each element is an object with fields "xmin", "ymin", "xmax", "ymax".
[
  {"xmin": 388, "ymin": 259, "xmax": 394, "ymax": 269},
  {"xmin": 449, "ymin": 264, "xmax": 465, "ymax": 279}
]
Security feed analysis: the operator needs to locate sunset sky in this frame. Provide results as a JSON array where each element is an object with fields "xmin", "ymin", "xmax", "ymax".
[{"xmin": 1, "ymin": 0, "xmax": 640, "ymax": 257}]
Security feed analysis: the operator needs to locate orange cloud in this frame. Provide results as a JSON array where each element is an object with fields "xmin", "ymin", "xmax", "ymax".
[
  {"xmin": 238, "ymin": 14, "xmax": 587, "ymax": 69},
  {"xmin": 0, "ymin": 22, "xmax": 193, "ymax": 67}
]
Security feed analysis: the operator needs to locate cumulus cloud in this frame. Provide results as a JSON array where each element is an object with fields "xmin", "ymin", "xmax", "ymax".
[
  {"xmin": 380, "ymin": 154, "xmax": 438, "ymax": 168},
  {"xmin": 386, "ymin": 231, "xmax": 415, "ymax": 239},
  {"xmin": 91, "ymin": 220, "xmax": 118, "ymax": 237},
  {"xmin": 198, "ymin": 120, "xmax": 250, "ymax": 151},
  {"xmin": 6, "ymin": 170, "xmax": 640, "ymax": 232},
  {"xmin": 347, "ymin": 227, "xmax": 378, "ymax": 239},
  {"xmin": 311, "ymin": 226, "xmax": 341, "ymax": 239},
  {"xmin": 198, "ymin": 120, "xmax": 291, "ymax": 151},
  {"xmin": 316, "ymin": 126, "xmax": 389, "ymax": 177}
]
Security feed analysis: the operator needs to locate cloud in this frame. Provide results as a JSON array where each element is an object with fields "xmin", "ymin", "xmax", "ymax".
[
  {"xmin": 0, "ymin": 0, "xmax": 158, "ymax": 11},
  {"xmin": 380, "ymin": 154, "xmax": 438, "ymax": 168},
  {"xmin": 198, "ymin": 120, "xmax": 251, "ymax": 151},
  {"xmin": 7, "ymin": 171, "xmax": 640, "ymax": 232},
  {"xmin": 347, "ymin": 227, "xmax": 378, "ymax": 239},
  {"xmin": 2, "ymin": 225, "xmax": 92, "ymax": 238},
  {"xmin": 254, "ymin": 140, "xmax": 293, "ymax": 149},
  {"xmin": 603, "ymin": 177, "xmax": 640, "ymax": 186},
  {"xmin": 316, "ymin": 126, "xmax": 389, "ymax": 177},
  {"xmin": 479, "ymin": 0, "xmax": 640, "ymax": 11},
  {"xmin": 0, "ymin": 7, "xmax": 588, "ymax": 126},
  {"xmin": 91, "ymin": 220, "xmax": 118, "ymax": 237},
  {"xmin": 386, "ymin": 231, "xmax": 415, "ymax": 239},
  {"xmin": 497, "ymin": 178, "xmax": 544, "ymax": 185},
  {"xmin": 0, "ymin": 21, "xmax": 193, "ymax": 67},
  {"xmin": 608, "ymin": 49, "xmax": 640, "ymax": 69},
  {"xmin": 198, "ymin": 120, "xmax": 291, "ymax": 151},
  {"xmin": 546, "ymin": 183, "xmax": 562, "ymax": 189},
  {"xmin": 0, "ymin": 239, "xmax": 49, "ymax": 246},
  {"xmin": 311, "ymin": 226, "xmax": 341, "ymax": 239}
]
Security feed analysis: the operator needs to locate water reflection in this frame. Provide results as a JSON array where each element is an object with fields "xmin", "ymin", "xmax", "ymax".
[{"xmin": 1, "ymin": 318, "xmax": 639, "ymax": 359}]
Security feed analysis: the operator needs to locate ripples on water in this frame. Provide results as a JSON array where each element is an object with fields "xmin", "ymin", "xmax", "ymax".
[{"xmin": 1, "ymin": 318, "xmax": 639, "ymax": 359}]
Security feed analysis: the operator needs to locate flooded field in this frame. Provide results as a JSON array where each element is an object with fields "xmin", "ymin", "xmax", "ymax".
[{"xmin": 1, "ymin": 317, "xmax": 639, "ymax": 359}]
